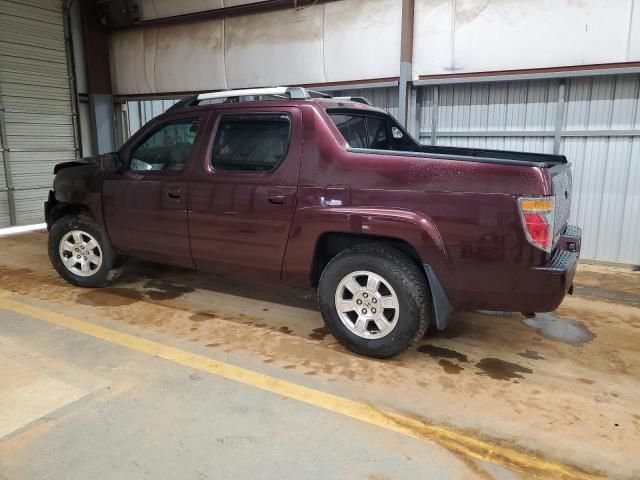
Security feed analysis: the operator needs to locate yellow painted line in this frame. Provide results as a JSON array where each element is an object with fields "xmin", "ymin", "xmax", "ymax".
[{"xmin": 0, "ymin": 293, "xmax": 601, "ymax": 480}]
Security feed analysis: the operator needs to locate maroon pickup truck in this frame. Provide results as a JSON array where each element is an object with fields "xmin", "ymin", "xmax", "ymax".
[{"xmin": 45, "ymin": 86, "xmax": 581, "ymax": 358}]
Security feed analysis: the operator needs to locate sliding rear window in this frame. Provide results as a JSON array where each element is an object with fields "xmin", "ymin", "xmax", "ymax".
[{"xmin": 329, "ymin": 113, "xmax": 392, "ymax": 150}]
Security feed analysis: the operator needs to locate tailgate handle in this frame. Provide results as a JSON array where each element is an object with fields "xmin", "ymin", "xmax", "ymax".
[{"xmin": 268, "ymin": 191, "xmax": 286, "ymax": 204}]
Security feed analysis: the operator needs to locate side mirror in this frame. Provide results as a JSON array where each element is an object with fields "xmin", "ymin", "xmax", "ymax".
[{"xmin": 100, "ymin": 152, "xmax": 122, "ymax": 173}]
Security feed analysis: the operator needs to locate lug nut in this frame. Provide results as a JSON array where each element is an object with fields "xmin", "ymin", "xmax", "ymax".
[
  {"xmin": 356, "ymin": 299, "xmax": 362, "ymax": 305},
  {"xmin": 363, "ymin": 293, "xmax": 368, "ymax": 298},
  {"xmin": 372, "ymin": 298, "xmax": 377, "ymax": 303},
  {"xmin": 362, "ymin": 309, "xmax": 367, "ymax": 314},
  {"xmin": 76, "ymin": 255, "xmax": 80, "ymax": 259},
  {"xmin": 372, "ymin": 308, "xmax": 377, "ymax": 313}
]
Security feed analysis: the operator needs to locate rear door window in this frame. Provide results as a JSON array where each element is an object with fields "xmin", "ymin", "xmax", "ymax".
[{"xmin": 211, "ymin": 113, "xmax": 291, "ymax": 172}]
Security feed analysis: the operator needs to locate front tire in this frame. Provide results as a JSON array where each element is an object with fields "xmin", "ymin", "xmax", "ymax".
[
  {"xmin": 48, "ymin": 215, "xmax": 124, "ymax": 287},
  {"xmin": 318, "ymin": 243, "xmax": 431, "ymax": 358}
]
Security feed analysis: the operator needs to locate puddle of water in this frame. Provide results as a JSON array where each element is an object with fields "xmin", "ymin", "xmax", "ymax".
[
  {"xmin": 522, "ymin": 313, "xmax": 595, "ymax": 345},
  {"xmin": 475, "ymin": 310, "xmax": 513, "ymax": 318},
  {"xmin": 518, "ymin": 350, "xmax": 545, "ymax": 360},
  {"xmin": 475, "ymin": 358, "xmax": 533, "ymax": 381},
  {"xmin": 417, "ymin": 344, "xmax": 468, "ymax": 363},
  {"xmin": 308, "ymin": 326, "xmax": 330, "ymax": 341},
  {"xmin": 578, "ymin": 378, "xmax": 595, "ymax": 385},
  {"xmin": 77, "ymin": 280, "xmax": 197, "ymax": 306},
  {"xmin": 190, "ymin": 312, "xmax": 219, "ymax": 322},
  {"xmin": 143, "ymin": 279, "xmax": 195, "ymax": 300},
  {"xmin": 77, "ymin": 288, "xmax": 144, "ymax": 307},
  {"xmin": 439, "ymin": 359, "xmax": 464, "ymax": 374}
]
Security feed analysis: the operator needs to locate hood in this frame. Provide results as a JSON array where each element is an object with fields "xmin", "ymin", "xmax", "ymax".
[{"xmin": 53, "ymin": 155, "xmax": 101, "ymax": 174}]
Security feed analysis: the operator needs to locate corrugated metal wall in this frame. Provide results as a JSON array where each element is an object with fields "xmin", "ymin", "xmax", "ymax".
[
  {"xmin": 419, "ymin": 80, "xmax": 559, "ymax": 153},
  {"xmin": 331, "ymin": 77, "xmax": 639, "ymax": 267},
  {"xmin": 0, "ymin": 0, "xmax": 77, "ymax": 226},
  {"xmin": 412, "ymin": 74, "xmax": 640, "ymax": 265},
  {"xmin": 329, "ymin": 87, "xmax": 400, "ymax": 121},
  {"xmin": 123, "ymin": 74, "xmax": 640, "ymax": 265},
  {"xmin": 125, "ymin": 99, "xmax": 179, "ymax": 139}
]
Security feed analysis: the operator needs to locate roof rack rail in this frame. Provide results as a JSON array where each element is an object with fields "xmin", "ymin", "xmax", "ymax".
[
  {"xmin": 197, "ymin": 86, "xmax": 313, "ymax": 102},
  {"xmin": 333, "ymin": 96, "xmax": 372, "ymax": 106},
  {"xmin": 165, "ymin": 87, "xmax": 371, "ymax": 112}
]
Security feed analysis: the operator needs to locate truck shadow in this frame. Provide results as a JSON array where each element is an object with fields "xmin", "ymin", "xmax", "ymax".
[{"xmin": 121, "ymin": 258, "xmax": 319, "ymax": 312}]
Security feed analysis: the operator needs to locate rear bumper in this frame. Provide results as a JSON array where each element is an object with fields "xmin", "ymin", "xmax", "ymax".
[{"xmin": 516, "ymin": 225, "xmax": 581, "ymax": 312}]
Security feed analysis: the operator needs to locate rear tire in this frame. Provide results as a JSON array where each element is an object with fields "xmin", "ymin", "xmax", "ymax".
[
  {"xmin": 48, "ymin": 215, "xmax": 124, "ymax": 288},
  {"xmin": 318, "ymin": 243, "xmax": 431, "ymax": 358}
]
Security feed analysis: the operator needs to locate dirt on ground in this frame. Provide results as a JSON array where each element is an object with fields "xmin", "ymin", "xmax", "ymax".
[{"xmin": 1, "ymin": 231, "xmax": 639, "ymax": 478}]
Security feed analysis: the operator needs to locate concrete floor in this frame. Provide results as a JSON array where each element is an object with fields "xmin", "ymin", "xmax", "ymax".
[{"xmin": 0, "ymin": 231, "xmax": 639, "ymax": 479}]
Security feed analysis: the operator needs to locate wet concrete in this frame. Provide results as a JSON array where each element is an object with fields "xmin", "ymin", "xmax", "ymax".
[
  {"xmin": 308, "ymin": 326, "xmax": 330, "ymax": 341},
  {"xmin": 438, "ymin": 359, "xmax": 465, "ymax": 374},
  {"xmin": 77, "ymin": 287, "xmax": 144, "ymax": 307},
  {"xmin": 142, "ymin": 279, "xmax": 195, "ymax": 301},
  {"xmin": 190, "ymin": 312, "xmax": 219, "ymax": 322},
  {"xmin": 1, "ymin": 232, "xmax": 640, "ymax": 478},
  {"xmin": 574, "ymin": 285, "xmax": 640, "ymax": 307}
]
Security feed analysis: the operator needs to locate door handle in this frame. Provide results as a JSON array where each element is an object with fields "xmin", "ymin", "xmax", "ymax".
[
  {"xmin": 166, "ymin": 187, "xmax": 182, "ymax": 200},
  {"xmin": 268, "ymin": 191, "xmax": 286, "ymax": 205}
]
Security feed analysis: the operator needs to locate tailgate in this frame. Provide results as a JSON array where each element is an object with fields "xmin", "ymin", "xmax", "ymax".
[{"xmin": 551, "ymin": 164, "xmax": 572, "ymax": 244}]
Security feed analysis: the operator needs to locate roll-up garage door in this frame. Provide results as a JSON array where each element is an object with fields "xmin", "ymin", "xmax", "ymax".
[{"xmin": 0, "ymin": 0, "xmax": 77, "ymax": 226}]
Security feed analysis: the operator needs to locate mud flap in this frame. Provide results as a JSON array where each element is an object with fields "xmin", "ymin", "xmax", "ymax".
[
  {"xmin": 44, "ymin": 190, "xmax": 56, "ymax": 231},
  {"xmin": 423, "ymin": 264, "xmax": 453, "ymax": 330}
]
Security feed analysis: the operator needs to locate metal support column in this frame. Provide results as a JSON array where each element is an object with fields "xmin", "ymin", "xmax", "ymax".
[
  {"xmin": 81, "ymin": 0, "xmax": 116, "ymax": 155},
  {"xmin": 398, "ymin": 0, "xmax": 415, "ymax": 126},
  {"xmin": 554, "ymin": 79, "xmax": 566, "ymax": 155},
  {"xmin": 64, "ymin": 0, "xmax": 82, "ymax": 159},
  {"xmin": 0, "ymin": 82, "xmax": 16, "ymax": 225},
  {"xmin": 430, "ymin": 85, "xmax": 439, "ymax": 145}
]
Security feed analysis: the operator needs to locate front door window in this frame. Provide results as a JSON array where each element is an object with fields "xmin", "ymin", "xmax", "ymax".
[{"xmin": 129, "ymin": 119, "xmax": 200, "ymax": 171}]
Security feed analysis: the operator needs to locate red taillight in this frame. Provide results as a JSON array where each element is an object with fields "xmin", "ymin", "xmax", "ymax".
[
  {"xmin": 523, "ymin": 213, "xmax": 550, "ymax": 249},
  {"xmin": 518, "ymin": 196, "xmax": 555, "ymax": 252}
]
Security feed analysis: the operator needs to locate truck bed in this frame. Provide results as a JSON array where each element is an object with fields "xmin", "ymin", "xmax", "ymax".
[{"xmin": 349, "ymin": 144, "xmax": 567, "ymax": 168}]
